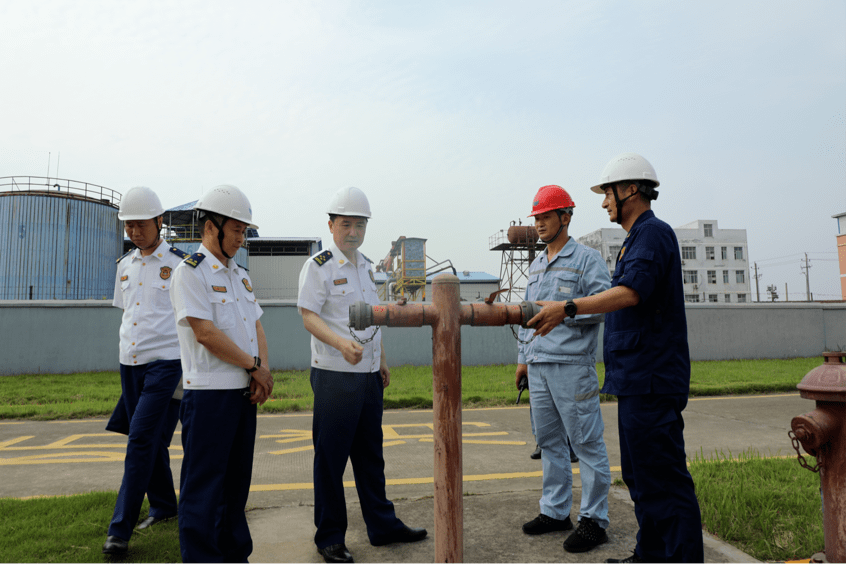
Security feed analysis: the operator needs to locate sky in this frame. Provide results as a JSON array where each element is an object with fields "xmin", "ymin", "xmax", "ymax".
[{"xmin": 2, "ymin": 0, "xmax": 844, "ymax": 301}]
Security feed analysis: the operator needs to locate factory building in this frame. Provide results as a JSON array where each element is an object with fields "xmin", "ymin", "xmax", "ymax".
[{"xmin": 578, "ymin": 219, "xmax": 751, "ymax": 303}]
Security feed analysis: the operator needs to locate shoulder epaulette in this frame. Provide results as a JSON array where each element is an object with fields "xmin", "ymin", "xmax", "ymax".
[
  {"xmin": 237, "ymin": 263, "xmax": 249, "ymax": 272},
  {"xmin": 116, "ymin": 250, "xmax": 133, "ymax": 264},
  {"xmin": 313, "ymin": 250, "xmax": 333, "ymax": 266},
  {"xmin": 184, "ymin": 252, "xmax": 205, "ymax": 268},
  {"xmin": 361, "ymin": 253, "xmax": 372, "ymax": 263},
  {"xmin": 169, "ymin": 247, "xmax": 188, "ymax": 259}
]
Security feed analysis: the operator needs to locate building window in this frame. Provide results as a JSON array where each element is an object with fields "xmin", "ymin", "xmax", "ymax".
[
  {"xmin": 722, "ymin": 270, "xmax": 729, "ymax": 284},
  {"xmin": 707, "ymin": 270, "xmax": 716, "ymax": 284},
  {"xmin": 608, "ymin": 245, "xmax": 621, "ymax": 259},
  {"xmin": 737, "ymin": 293, "xmax": 747, "ymax": 303},
  {"xmin": 736, "ymin": 270, "xmax": 745, "ymax": 283},
  {"xmin": 734, "ymin": 246, "xmax": 744, "ymax": 260},
  {"xmin": 685, "ymin": 294, "xmax": 701, "ymax": 303},
  {"xmin": 705, "ymin": 246, "xmax": 715, "ymax": 260},
  {"xmin": 721, "ymin": 247, "xmax": 728, "ymax": 260},
  {"xmin": 704, "ymin": 224, "xmax": 713, "ymax": 237},
  {"xmin": 708, "ymin": 294, "xmax": 718, "ymax": 303},
  {"xmin": 682, "ymin": 247, "xmax": 696, "ymax": 260},
  {"xmin": 724, "ymin": 294, "xmax": 731, "ymax": 303},
  {"xmin": 683, "ymin": 270, "xmax": 698, "ymax": 284}
]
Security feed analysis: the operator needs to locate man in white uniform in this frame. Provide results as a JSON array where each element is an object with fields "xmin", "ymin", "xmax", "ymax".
[
  {"xmin": 103, "ymin": 186, "xmax": 186, "ymax": 556},
  {"xmin": 298, "ymin": 186, "xmax": 427, "ymax": 564},
  {"xmin": 169, "ymin": 184, "xmax": 273, "ymax": 563}
]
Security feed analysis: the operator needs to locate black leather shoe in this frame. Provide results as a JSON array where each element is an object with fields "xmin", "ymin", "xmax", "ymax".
[
  {"xmin": 530, "ymin": 445, "xmax": 542, "ymax": 460},
  {"xmin": 318, "ymin": 543, "xmax": 354, "ymax": 563},
  {"xmin": 102, "ymin": 535, "xmax": 128, "ymax": 555},
  {"xmin": 522, "ymin": 513, "xmax": 573, "ymax": 535},
  {"xmin": 606, "ymin": 551, "xmax": 643, "ymax": 563},
  {"xmin": 136, "ymin": 514, "xmax": 176, "ymax": 530},
  {"xmin": 370, "ymin": 525, "xmax": 428, "ymax": 546}
]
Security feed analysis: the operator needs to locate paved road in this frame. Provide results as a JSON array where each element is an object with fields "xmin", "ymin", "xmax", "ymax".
[{"xmin": 0, "ymin": 393, "xmax": 812, "ymax": 562}]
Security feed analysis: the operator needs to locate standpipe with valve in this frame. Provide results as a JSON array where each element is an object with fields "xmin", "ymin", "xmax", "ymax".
[
  {"xmin": 349, "ymin": 274, "xmax": 541, "ymax": 563},
  {"xmin": 789, "ymin": 352, "xmax": 846, "ymax": 563}
]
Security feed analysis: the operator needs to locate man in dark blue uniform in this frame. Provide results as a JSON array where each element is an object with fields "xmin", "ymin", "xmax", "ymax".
[{"xmin": 527, "ymin": 153, "xmax": 703, "ymax": 563}]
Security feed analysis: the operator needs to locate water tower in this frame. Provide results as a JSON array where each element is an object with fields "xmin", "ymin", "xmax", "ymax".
[{"xmin": 489, "ymin": 220, "xmax": 545, "ymax": 302}]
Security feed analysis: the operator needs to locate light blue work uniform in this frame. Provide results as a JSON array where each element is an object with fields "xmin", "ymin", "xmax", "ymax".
[{"xmin": 518, "ymin": 237, "xmax": 612, "ymax": 528}]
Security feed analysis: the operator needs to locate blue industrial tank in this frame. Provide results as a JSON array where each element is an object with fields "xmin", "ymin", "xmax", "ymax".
[{"xmin": 0, "ymin": 177, "xmax": 122, "ymax": 299}]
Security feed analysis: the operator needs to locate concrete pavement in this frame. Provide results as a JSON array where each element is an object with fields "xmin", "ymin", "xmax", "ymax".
[{"xmin": 0, "ymin": 392, "xmax": 814, "ymax": 562}]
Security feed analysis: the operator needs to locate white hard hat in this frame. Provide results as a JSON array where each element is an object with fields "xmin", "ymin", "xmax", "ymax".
[
  {"xmin": 327, "ymin": 186, "xmax": 371, "ymax": 218},
  {"xmin": 590, "ymin": 153, "xmax": 660, "ymax": 194},
  {"xmin": 193, "ymin": 184, "xmax": 258, "ymax": 229},
  {"xmin": 118, "ymin": 186, "xmax": 165, "ymax": 220}
]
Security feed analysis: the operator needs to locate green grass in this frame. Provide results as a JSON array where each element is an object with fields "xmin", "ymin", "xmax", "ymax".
[
  {"xmin": 0, "ymin": 357, "xmax": 821, "ymax": 420},
  {"xmin": 689, "ymin": 450, "xmax": 824, "ymax": 562},
  {"xmin": 0, "ymin": 493, "xmax": 180, "ymax": 563}
]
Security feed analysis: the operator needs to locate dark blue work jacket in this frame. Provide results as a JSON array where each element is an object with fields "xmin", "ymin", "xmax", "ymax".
[{"xmin": 601, "ymin": 210, "xmax": 691, "ymax": 396}]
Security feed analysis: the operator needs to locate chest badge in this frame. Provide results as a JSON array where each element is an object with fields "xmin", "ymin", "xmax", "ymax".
[
  {"xmin": 369, "ymin": 270, "xmax": 375, "ymax": 283},
  {"xmin": 212, "ymin": 285, "xmax": 227, "ymax": 293},
  {"xmin": 160, "ymin": 266, "xmax": 172, "ymax": 280},
  {"xmin": 242, "ymin": 278, "xmax": 253, "ymax": 292},
  {"xmin": 120, "ymin": 275, "xmax": 129, "ymax": 282},
  {"xmin": 619, "ymin": 246, "xmax": 626, "ymax": 259},
  {"xmin": 333, "ymin": 278, "xmax": 348, "ymax": 286}
]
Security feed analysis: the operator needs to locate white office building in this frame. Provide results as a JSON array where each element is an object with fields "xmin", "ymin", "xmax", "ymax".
[{"xmin": 578, "ymin": 219, "xmax": 751, "ymax": 303}]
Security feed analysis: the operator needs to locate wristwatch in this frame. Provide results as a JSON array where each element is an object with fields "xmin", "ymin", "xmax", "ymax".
[
  {"xmin": 564, "ymin": 300, "xmax": 578, "ymax": 319},
  {"xmin": 246, "ymin": 356, "xmax": 261, "ymax": 373}
]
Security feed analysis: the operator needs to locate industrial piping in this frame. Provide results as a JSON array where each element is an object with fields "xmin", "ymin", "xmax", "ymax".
[{"xmin": 349, "ymin": 274, "xmax": 540, "ymax": 562}]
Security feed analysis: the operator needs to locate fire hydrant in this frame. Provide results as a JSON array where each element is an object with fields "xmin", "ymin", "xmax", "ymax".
[
  {"xmin": 349, "ymin": 274, "xmax": 540, "ymax": 563},
  {"xmin": 790, "ymin": 352, "xmax": 846, "ymax": 563}
]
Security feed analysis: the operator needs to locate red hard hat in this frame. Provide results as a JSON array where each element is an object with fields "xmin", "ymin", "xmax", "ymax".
[{"xmin": 528, "ymin": 185, "xmax": 576, "ymax": 217}]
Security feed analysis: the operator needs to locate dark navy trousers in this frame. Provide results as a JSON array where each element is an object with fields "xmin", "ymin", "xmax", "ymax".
[
  {"xmin": 178, "ymin": 389, "xmax": 257, "ymax": 563},
  {"xmin": 618, "ymin": 393, "xmax": 704, "ymax": 563},
  {"xmin": 107, "ymin": 360, "xmax": 181, "ymax": 541},
  {"xmin": 311, "ymin": 368, "xmax": 404, "ymax": 548}
]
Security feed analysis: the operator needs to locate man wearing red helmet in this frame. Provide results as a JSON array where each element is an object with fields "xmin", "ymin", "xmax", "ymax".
[
  {"xmin": 516, "ymin": 185, "xmax": 613, "ymax": 554},
  {"xmin": 528, "ymin": 155, "xmax": 704, "ymax": 563}
]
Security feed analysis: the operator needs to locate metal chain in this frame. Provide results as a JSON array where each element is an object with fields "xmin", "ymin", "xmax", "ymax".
[
  {"xmin": 510, "ymin": 325, "xmax": 536, "ymax": 345},
  {"xmin": 349, "ymin": 325, "xmax": 381, "ymax": 345},
  {"xmin": 788, "ymin": 430, "xmax": 821, "ymax": 473}
]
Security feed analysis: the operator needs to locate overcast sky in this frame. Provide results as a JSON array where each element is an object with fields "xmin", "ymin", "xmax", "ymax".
[{"xmin": 2, "ymin": 0, "xmax": 844, "ymax": 300}]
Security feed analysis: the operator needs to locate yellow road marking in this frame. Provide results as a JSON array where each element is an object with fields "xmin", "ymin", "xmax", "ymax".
[{"xmin": 247, "ymin": 467, "xmax": 625, "ymax": 492}]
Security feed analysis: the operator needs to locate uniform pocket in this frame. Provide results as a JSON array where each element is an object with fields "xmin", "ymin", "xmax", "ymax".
[
  {"xmin": 207, "ymin": 292, "xmax": 236, "ymax": 329},
  {"xmin": 552, "ymin": 272, "xmax": 580, "ymax": 300},
  {"xmin": 154, "ymin": 282, "xmax": 172, "ymax": 310}
]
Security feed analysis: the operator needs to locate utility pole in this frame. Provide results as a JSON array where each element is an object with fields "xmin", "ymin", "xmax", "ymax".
[
  {"xmin": 800, "ymin": 253, "xmax": 812, "ymax": 301},
  {"xmin": 752, "ymin": 262, "xmax": 762, "ymax": 302}
]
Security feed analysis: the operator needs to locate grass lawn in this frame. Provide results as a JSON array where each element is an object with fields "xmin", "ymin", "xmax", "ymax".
[
  {"xmin": 0, "ymin": 453, "xmax": 825, "ymax": 563},
  {"xmin": 0, "ymin": 493, "xmax": 180, "ymax": 563},
  {"xmin": 0, "ymin": 357, "xmax": 822, "ymax": 420},
  {"xmin": 689, "ymin": 450, "xmax": 825, "ymax": 562}
]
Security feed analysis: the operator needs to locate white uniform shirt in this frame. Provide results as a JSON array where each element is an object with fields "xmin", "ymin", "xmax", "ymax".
[
  {"xmin": 170, "ymin": 244, "xmax": 263, "ymax": 390},
  {"xmin": 113, "ymin": 239, "xmax": 184, "ymax": 366},
  {"xmin": 297, "ymin": 243, "xmax": 382, "ymax": 373}
]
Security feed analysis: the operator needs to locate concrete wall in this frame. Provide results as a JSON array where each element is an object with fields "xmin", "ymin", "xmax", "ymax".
[{"xmin": 1, "ymin": 301, "xmax": 843, "ymax": 375}]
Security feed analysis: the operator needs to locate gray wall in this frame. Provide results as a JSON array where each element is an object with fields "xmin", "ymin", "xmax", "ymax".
[{"xmin": 1, "ymin": 301, "xmax": 843, "ymax": 375}]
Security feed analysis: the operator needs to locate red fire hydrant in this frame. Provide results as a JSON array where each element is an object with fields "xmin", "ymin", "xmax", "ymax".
[
  {"xmin": 349, "ymin": 274, "xmax": 539, "ymax": 563},
  {"xmin": 790, "ymin": 352, "xmax": 846, "ymax": 563}
]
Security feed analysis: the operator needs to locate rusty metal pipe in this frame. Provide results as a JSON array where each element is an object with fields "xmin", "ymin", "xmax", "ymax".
[
  {"xmin": 347, "ymin": 276, "xmax": 544, "ymax": 562},
  {"xmin": 432, "ymin": 275, "xmax": 463, "ymax": 562}
]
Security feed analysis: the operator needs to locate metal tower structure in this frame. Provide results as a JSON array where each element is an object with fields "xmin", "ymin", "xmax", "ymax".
[
  {"xmin": 376, "ymin": 236, "xmax": 456, "ymax": 302},
  {"xmin": 489, "ymin": 220, "xmax": 544, "ymax": 302}
]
